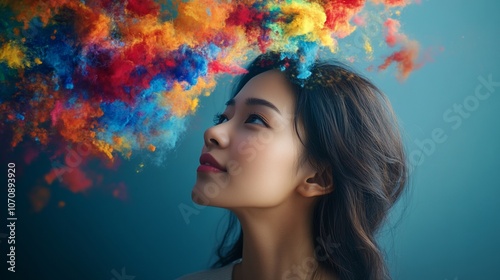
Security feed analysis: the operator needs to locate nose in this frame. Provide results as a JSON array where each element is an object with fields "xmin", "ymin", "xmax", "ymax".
[{"xmin": 203, "ymin": 123, "xmax": 230, "ymax": 149}]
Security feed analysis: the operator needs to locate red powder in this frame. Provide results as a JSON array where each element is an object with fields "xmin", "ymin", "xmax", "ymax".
[
  {"xmin": 121, "ymin": 43, "xmax": 160, "ymax": 93},
  {"xmin": 226, "ymin": 3, "xmax": 269, "ymax": 51},
  {"xmin": 50, "ymin": 100, "xmax": 64, "ymax": 126},
  {"xmin": 60, "ymin": 167, "xmax": 93, "ymax": 193},
  {"xmin": 110, "ymin": 59, "xmax": 135, "ymax": 86},
  {"xmin": 126, "ymin": 0, "xmax": 160, "ymax": 17},
  {"xmin": 226, "ymin": 4, "xmax": 264, "ymax": 26},
  {"xmin": 23, "ymin": 147, "xmax": 40, "ymax": 165},
  {"xmin": 164, "ymin": 59, "xmax": 177, "ymax": 68},
  {"xmin": 208, "ymin": 61, "xmax": 248, "ymax": 75},
  {"xmin": 383, "ymin": 0, "xmax": 407, "ymax": 7},
  {"xmin": 124, "ymin": 42, "xmax": 154, "ymax": 65},
  {"xmin": 84, "ymin": 52, "xmax": 158, "ymax": 103},
  {"xmin": 324, "ymin": 0, "xmax": 365, "ymax": 30},
  {"xmin": 378, "ymin": 45, "xmax": 419, "ymax": 80},
  {"xmin": 384, "ymin": 18, "xmax": 402, "ymax": 47}
]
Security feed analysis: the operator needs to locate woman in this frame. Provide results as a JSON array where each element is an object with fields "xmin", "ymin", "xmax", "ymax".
[{"xmin": 178, "ymin": 52, "xmax": 408, "ymax": 280}]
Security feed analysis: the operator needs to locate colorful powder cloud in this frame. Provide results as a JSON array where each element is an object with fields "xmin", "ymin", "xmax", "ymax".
[{"xmin": 0, "ymin": 0, "xmax": 425, "ymax": 208}]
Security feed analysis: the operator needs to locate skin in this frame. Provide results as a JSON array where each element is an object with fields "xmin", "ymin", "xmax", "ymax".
[{"xmin": 192, "ymin": 70, "xmax": 337, "ymax": 280}]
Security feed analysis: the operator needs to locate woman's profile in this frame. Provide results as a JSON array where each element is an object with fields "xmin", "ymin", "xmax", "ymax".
[{"xmin": 177, "ymin": 52, "xmax": 408, "ymax": 280}]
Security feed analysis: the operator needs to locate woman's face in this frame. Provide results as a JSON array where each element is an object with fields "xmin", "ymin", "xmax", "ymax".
[{"xmin": 192, "ymin": 70, "xmax": 313, "ymax": 209}]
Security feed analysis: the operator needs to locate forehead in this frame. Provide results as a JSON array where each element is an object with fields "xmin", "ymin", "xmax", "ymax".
[{"xmin": 233, "ymin": 70, "xmax": 296, "ymax": 114}]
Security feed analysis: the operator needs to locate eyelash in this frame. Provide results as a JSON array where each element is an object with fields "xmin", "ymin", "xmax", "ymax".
[{"xmin": 212, "ymin": 112, "xmax": 269, "ymax": 127}]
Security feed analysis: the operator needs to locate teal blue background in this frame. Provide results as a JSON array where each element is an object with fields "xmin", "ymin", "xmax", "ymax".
[{"xmin": 1, "ymin": 1, "xmax": 499, "ymax": 279}]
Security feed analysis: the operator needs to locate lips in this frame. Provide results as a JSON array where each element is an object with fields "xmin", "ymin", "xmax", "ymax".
[{"xmin": 198, "ymin": 153, "xmax": 226, "ymax": 172}]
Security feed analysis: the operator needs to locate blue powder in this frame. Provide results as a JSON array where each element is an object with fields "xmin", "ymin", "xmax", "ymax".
[
  {"xmin": 172, "ymin": 45, "xmax": 209, "ymax": 87},
  {"xmin": 16, "ymin": 113, "xmax": 25, "ymax": 120}
]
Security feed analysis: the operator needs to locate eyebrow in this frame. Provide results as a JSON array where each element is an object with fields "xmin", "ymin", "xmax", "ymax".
[{"xmin": 225, "ymin": 97, "xmax": 281, "ymax": 115}]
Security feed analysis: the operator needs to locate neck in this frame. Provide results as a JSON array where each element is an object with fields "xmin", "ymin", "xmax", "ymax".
[{"xmin": 231, "ymin": 197, "xmax": 321, "ymax": 280}]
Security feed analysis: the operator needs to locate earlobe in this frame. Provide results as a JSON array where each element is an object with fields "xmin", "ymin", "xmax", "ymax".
[{"xmin": 297, "ymin": 184, "xmax": 333, "ymax": 198}]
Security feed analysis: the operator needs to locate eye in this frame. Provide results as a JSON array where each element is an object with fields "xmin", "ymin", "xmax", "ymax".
[
  {"xmin": 213, "ymin": 112, "xmax": 227, "ymax": 125},
  {"xmin": 246, "ymin": 113, "xmax": 268, "ymax": 127},
  {"xmin": 212, "ymin": 112, "xmax": 269, "ymax": 127}
]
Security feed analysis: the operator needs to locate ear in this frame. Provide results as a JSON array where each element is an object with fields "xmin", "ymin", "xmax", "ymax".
[{"xmin": 296, "ymin": 168, "xmax": 334, "ymax": 198}]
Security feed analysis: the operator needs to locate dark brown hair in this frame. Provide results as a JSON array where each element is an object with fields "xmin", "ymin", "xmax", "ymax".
[{"xmin": 212, "ymin": 52, "xmax": 409, "ymax": 280}]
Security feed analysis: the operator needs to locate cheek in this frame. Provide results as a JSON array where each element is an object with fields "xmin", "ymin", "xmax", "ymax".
[
  {"xmin": 229, "ymin": 135, "xmax": 299, "ymax": 206},
  {"xmin": 192, "ymin": 130, "xmax": 301, "ymax": 208}
]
